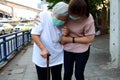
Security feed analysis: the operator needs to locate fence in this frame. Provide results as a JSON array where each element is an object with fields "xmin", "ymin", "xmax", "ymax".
[{"xmin": 0, "ymin": 31, "xmax": 31, "ymax": 63}]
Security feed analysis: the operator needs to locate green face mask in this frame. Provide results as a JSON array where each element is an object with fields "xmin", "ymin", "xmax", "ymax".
[
  {"xmin": 52, "ymin": 17, "xmax": 65, "ymax": 27},
  {"xmin": 69, "ymin": 15, "xmax": 80, "ymax": 21}
]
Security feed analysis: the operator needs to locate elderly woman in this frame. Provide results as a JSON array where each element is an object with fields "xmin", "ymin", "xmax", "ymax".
[{"xmin": 31, "ymin": 2, "xmax": 68, "ymax": 80}]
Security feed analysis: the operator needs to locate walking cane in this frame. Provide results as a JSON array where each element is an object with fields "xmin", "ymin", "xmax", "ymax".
[{"xmin": 47, "ymin": 54, "xmax": 50, "ymax": 80}]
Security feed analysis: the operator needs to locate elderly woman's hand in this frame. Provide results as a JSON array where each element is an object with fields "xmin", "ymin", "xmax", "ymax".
[
  {"xmin": 62, "ymin": 26, "xmax": 69, "ymax": 36},
  {"xmin": 34, "ymin": 15, "xmax": 40, "ymax": 25},
  {"xmin": 41, "ymin": 48, "xmax": 50, "ymax": 58}
]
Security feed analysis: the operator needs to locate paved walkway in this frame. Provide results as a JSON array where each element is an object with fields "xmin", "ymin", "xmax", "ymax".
[{"xmin": 0, "ymin": 34, "xmax": 120, "ymax": 80}]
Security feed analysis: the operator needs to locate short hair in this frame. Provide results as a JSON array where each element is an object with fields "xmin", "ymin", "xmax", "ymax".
[
  {"xmin": 52, "ymin": 2, "xmax": 68, "ymax": 16},
  {"xmin": 68, "ymin": 0, "xmax": 89, "ymax": 17}
]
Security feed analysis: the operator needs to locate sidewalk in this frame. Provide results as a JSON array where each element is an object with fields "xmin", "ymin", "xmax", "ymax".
[{"xmin": 0, "ymin": 34, "xmax": 120, "ymax": 80}]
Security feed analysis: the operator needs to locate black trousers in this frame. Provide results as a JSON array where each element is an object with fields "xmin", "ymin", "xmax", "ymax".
[
  {"xmin": 35, "ymin": 64, "xmax": 62, "ymax": 80},
  {"xmin": 64, "ymin": 48, "xmax": 90, "ymax": 80}
]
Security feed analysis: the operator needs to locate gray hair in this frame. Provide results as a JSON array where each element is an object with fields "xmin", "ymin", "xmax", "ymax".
[{"xmin": 52, "ymin": 2, "xmax": 68, "ymax": 16}]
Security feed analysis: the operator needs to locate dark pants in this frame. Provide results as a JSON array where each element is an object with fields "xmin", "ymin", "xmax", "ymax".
[
  {"xmin": 64, "ymin": 48, "xmax": 90, "ymax": 80},
  {"xmin": 36, "ymin": 64, "xmax": 62, "ymax": 80}
]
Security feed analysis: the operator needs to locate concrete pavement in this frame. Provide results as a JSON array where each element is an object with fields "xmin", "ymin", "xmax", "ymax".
[{"xmin": 0, "ymin": 34, "xmax": 120, "ymax": 80}]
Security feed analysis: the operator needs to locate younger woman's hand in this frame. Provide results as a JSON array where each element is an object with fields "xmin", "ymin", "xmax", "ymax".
[
  {"xmin": 60, "ymin": 36, "xmax": 72, "ymax": 45},
  {"xmin": 60, "ymin": 36, "xmax": 66, "ymax": 45}
]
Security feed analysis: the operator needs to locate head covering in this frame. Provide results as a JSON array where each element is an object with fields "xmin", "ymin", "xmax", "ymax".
[{"xmin": 52, "ymin": 2, "xmax": 68, "ymax": 16}]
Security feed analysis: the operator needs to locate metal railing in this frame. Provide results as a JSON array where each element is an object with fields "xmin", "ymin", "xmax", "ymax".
[{"xmin": 0, "ymin": 31, "xmax": 31, "ymax": 63}]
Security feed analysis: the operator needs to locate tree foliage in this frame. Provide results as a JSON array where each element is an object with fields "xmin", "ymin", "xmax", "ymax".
[
  {"xmin": 46, "ymin": 0, "xmax": 69, "ymax": 9},
  {"xmin": 46, "ymin": 0, "xmax": 109, "ymax": 13},
  {"xmin": 46, "ymin": 0, "xmax": 109, "ymax": 18},
  {"xmin": 88, "ymin": 0, "xmax": 109, "ymax": 13}
]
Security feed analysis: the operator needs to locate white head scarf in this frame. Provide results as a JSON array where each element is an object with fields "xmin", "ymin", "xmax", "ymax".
[{"xmin": 52, "ymin": 2, "xmax": 68, "ymax": 16}]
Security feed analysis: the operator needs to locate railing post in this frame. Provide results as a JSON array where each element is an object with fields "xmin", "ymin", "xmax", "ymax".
[
  {"xmin": 28, "ymin": 31, "xmax": 31, "ymax": 41},
  {"xmin": 27, "ymin": 31, "xmax": 29, "ymax": 42},
  {"xmin": 30, "ymin": 32, "xmax": 32, "ymax": 40},
  {"xmin": 22, "ymin": 31, "xmax": 25, "ymax": 46},
  {"xmin": 15, "ymin": 33, "xmax": 18, "ymax": 51},
  {"xmin": 3, "ymin": 37, "xmax": 7, "ymax": 61}
]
